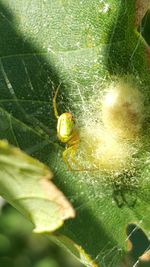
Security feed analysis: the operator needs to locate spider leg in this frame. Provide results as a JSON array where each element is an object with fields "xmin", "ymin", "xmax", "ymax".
[
  {"xmin": 70, "ymin": 144, "xmax": 82, "ymax": 171},
  {"xmin": 53, "ymin": 84, "xmax": 61, "ymax": 119},
  {"xmin": 62, "ymin": 145, "xmax": 75, "ymax": 171},
  {"xmin": 70, "ymin": 144, "xmax": 78, "ymax": 164},
  {"xmin": 63, "ymin": 145, "xmax": 100, "ymax": 172},
  {"xmin": 63, "ymin": 144, "xmax": 83, "ymax": 171}
]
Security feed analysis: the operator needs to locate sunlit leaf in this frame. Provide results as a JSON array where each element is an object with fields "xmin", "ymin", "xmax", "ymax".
[
  {"xmin": 0, "ymin": 140, "xmax": 75, "ymax": 233},
  {"xmin": 0, "ymin": 0, "xmax": 150, "ymax": 266}
]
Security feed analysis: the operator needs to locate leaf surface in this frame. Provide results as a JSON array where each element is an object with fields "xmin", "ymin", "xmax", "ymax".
[
  {"xmin": 0, "ymin": 140, "xmax": 75, "ymax": 233},
  {"xmin": 0, "ymin": 0, "xmax": 150, "ymax": 266}
]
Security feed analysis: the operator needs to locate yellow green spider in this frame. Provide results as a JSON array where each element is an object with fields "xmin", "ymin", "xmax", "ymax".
[{"xmin": 53, "ymin": 85, "xmax": 80, "ymax": 170}]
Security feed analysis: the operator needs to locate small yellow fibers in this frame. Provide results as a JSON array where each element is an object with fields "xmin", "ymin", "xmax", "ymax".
[
  {"xmin": 102, "ymin": 81, "xmax": 143, "ymax": 139},
  {"xmin": 80, "ymin": 125, "xmax": 136, "ymax": 171},
  {"xmin": 79, "ymin": 79, "xmax": 143, "ymax": 171}
]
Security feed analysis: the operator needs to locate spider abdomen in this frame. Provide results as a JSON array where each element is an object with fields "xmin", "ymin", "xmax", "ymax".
[{"xmin": 57, "ymin": 112, "xmax": 75, "ymax": 143}]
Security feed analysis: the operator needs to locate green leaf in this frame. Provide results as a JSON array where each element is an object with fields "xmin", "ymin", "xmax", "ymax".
[
  {"xmin": 0, "ymin": 0, "xmax": 150, "ymax": 266},
  {"xmin": 141, "ymin": 10, "xmax": 150, "ymax": 46},
  {"xmin": 0, "ymin": 140, "xmax": 75, "ymax": 233}
]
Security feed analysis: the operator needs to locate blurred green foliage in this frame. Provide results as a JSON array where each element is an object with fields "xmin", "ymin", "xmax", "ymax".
[{"xmin": 0, "ymin": 203, "xmax": 83, "ymax": 267}]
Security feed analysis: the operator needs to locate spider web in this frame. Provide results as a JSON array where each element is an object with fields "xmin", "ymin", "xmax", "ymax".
[{"xmin": 0, "ymin": 1, "xmax": 150, "ymax": 267}]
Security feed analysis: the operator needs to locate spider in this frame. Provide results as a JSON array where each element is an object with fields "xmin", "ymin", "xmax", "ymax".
[{"xmin": 53, "ymin": 85, "xmax": 80, "ymax": 170}]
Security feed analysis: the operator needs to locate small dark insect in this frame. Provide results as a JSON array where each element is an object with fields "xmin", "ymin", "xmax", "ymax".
[
  {"xmin": 112, "ymin": 188, "xmax": 137, "ymax": 208},
  {"xmin": 112, "ymin": 171, "xmax": 138, "ymax": 208}
]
